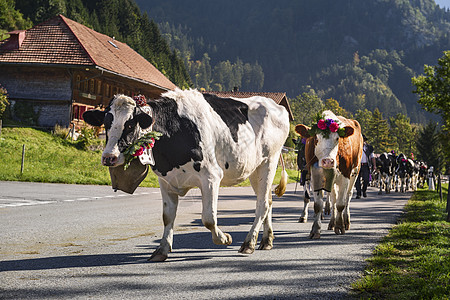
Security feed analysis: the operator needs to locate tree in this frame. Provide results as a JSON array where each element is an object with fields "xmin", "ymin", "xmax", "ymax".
[
  {"xmin": 324, "ymin": 97, "xmax": 352, "ymax": 118},
  {"xmin": 416, "ymin": 122, "xmax": 444, "ymax": 173},
  {"xmin": 355, "ymin": 109, "xmax": 373, "ymax": 134},
  {"xmin": 412, "ymin": 51, "xmax": 450, "ymax": 168},
  {"xmin": 367, "ymin": 108, "xmax": 393, "ymax": 153},
  {"xmin": 389, "ymin": 113, "xmax": 415, "ymax": 155},
  {"xmin": 412, "ymin": 51, "xmax": 450, "ymax": 131},
  {"xmin": 0, "ymin": 0, "xmax": 32, "ymax": 39},
  {"xmin": 290, "ymin": 92, "xmax": 324, "ymax": 125}
]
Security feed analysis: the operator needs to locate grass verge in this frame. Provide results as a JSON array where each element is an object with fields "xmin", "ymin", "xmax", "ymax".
[
  {"xmin": 0, "ymin": 127, "xmax": 298, "ymax": 188},
  {"xmin": 351, "ymin": 184, "xmax": 450, "ymax": 299}
]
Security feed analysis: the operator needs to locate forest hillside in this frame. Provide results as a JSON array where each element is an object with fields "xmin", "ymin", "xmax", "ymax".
[{"xmin": 136, "ymin": 0, "xmax": 450, "ymax": 123}]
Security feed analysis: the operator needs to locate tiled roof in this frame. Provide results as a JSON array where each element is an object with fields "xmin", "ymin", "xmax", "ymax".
[
  {"xmin": 204, "ymin": 90, "xmax": 294, "ymax": 120},
  {"xmin": 204, "ymin": 91, "xmax": 286, "ymax": 105},
  {"xmin": 0, "ymin": 15, "xmax": 176, "ymax": 91}
]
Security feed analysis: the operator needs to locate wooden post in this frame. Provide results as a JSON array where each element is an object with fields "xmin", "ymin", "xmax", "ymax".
[
  {"xmin": 0, "ymin": 119, "xmax": 2, "ymax": 137},
  {"xmin": 21, "ymin": 144, "xmax": 25, "ymax": 174}
]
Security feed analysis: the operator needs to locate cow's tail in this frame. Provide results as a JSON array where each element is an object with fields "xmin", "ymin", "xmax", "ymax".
[{"xmin": 274, "ymin": 153, "xmax": 288, "ymax": 197}]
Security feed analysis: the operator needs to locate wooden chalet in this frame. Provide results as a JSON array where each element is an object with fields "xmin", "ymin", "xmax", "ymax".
[
  {"xmin": 0, "ymin": 15, "xmax": 176, "ymax": 128},
  {"xmin": 204, "ymin": 90, "xmax": 294, "ymax": 121}
]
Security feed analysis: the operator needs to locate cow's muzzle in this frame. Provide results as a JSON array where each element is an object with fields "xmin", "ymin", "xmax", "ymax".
[
  {"xmin": 320, "ymin": 158, "xmax": 335, "ymax": 169},
  {"xmin": 102, "ymin": 154, "xmax": 119, "ymax": 166}
]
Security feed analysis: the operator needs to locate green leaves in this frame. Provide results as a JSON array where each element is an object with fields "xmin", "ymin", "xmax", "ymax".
[{"xmin": 413, "ymin": 51, "xmax": 450, "ymax": 131}]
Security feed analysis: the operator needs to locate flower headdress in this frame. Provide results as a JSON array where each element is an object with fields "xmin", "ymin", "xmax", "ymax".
[
  {"xmin": 133, "ymin": 94, "xmax": 147, "ymax": 107},
  {"xmin": 309, "ymin": 113, "xmax": 345, "ymax": 138}
]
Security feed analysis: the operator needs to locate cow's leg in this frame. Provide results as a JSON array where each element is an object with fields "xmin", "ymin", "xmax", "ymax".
[
  {"xmin": 241, "ymin": 162, "xmax": 277, "ymax": 253},
  {"xmin": 378, "ymin": 172, "xmax": 383, "ymax": 195},
  {"xmin": 200, "ymin": 176, "xmax": 233, "ymax": 247},
  {"xmin": 149, "ymin": 180, "xmax": 179, "ymax": 262},
  {"xmin": 386, "ymin": 175, "xmax": 391, "ymax": 193},
  {"xmin": 335, "ymin": 176, "xmax": 352, "ymax": 235},
  {"xmin": 299, "ymin": 182, "xmax": 311, "ymax": 223},
  {"xmin": 328, "ymin": 189, "xmax": 337, "ymax": 230},
  {"xmin": 310, "ymin": 190, "xmax": 324, "ymax": 239},
  {"xmin": 324, "ymin": 192, "xmax": 331, "ymax": 216}
]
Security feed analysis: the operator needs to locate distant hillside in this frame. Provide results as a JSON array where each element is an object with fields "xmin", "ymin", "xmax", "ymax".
[{"xmin": 135, "ymin": 0, "xmax": 450, "ymax": 123}]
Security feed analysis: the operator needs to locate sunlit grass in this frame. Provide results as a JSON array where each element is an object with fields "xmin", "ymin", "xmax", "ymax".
[
  {"xmin": 351, "ymin": 184, "xmax": 450, "ymax": 299},
  {"xmin": 0, "ymin": 127, "xmax": 296, "ymax": 188}
]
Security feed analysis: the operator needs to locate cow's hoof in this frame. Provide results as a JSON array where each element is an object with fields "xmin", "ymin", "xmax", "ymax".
[
  {"xmin": 238, "ymin": 241, "xmax": 255, "ymax": 254},
  {"xmin": 258, "ymin": 240, "xmax": 273, "ymax": 250},
  {"xmin": 309, "ymin": 232, "xmax": 320, "ymax": 239},
  {"xmin": 298, "ymin": 217, "xmax": 307, "ymax": 223},
  {"xmin": 324, "ymin": 204, "xmax": 331, "ymax": 215},
  {"xmin": 334, "ymin": 226, "xmax": 345, "ymax": 235},
  {"xmin": 148, "ymin": 248, "xmax": 168, "ymax": 262},
  {"xmin": 224, "ymin": 233, "xmax": 233, "ymax": 245},
  {"xmin": 148, "ymin": 254, "xmax": 168, "ymax": 262},
  {"xmin": 328, "ymin": 223, "xmax": 334, "ymax": 230},
  {"xmin": 378, "ymin": 191, "xmax": 382, "ymax": 195}
]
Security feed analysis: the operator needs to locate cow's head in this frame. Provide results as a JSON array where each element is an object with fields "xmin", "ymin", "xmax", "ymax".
[
  {"xmin": 83, "ymin": 94, "xmax": 153, "ymax": 167},
  {"xmin": 295, "ymin": 111, "xmax": 355, "ymax": 170}
]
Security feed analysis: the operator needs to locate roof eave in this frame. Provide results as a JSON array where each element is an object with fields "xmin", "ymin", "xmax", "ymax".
[
  {"xmin": 0, "ymin": 61, "xmax": 95, "ymax": 69},
  {"xmin": 95, "ymin": 66, "xmax": 174, "ymax": 92}
]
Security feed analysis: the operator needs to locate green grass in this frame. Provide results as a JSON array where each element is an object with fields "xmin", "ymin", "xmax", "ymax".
[
  {"xmin": 351, "ymin": 185, "xmax": 450, "ymax": 300},
  {"xmin": 0, "ymin": 127, "xmax": 297, "ymax": 187}
]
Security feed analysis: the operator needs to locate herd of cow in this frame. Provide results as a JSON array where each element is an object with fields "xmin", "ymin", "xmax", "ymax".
[
  {"xmin": 82, "ymin": 89, "xmax": 425, "ymax": 262},
  {"xmin": 374, "ymin": 152, "xmax": 430, "ymax": 195}
]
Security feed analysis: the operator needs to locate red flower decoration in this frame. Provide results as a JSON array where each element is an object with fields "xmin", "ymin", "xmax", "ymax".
[
  {"xmin": 317, "ymin": 119, "xmax": 327, "ymax": 130},
  {"xmin": 329, "ymin": 122, "xmax": 339, "ymax": 132},
  {"xmin": 132, "ymin": 146, "xmax": 145, "ymax": 157},
  {"xmin": 133, "ymin": 95, "xmax": 147, "ymax": 107}
]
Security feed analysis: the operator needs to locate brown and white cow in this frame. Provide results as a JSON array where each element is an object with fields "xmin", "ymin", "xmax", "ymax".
[{"xmin": 295, "ymin": 110, "xmax": 363, "ymax": 238}]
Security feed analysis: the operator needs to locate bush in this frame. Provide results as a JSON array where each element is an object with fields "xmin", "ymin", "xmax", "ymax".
[{"xmin": 0, "ymin": 85, "xmax": 9, "ymax": 119}]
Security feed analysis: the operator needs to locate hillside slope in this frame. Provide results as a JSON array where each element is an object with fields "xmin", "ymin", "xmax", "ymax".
[{"xmin": 136, "ymin": 0, "xmax": 450, "ymax": 123}]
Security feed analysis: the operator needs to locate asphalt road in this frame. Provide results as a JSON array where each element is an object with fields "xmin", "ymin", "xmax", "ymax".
[{"xmin": 0, "ymin": 181, "xmax": 411, "ymax": 299}]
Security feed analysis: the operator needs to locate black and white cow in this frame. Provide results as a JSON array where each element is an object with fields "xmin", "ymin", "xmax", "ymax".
[
  {"xmin": 83, "ymin": 89, "xmax": 290, "ymax": 262},
  {"xmin": 395, "ymin": 153, "xmax": 414, "ymax": 193},
  {"xmin": 375, "ymin": 152, "xmax": 395, "ymax": 194},
  {"xmin": 418, "ymin": 161, "xmax": 428, "ymax": 188}
]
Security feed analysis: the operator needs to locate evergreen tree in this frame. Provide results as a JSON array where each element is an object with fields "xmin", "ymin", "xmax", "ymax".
[
  {"xmin": 416, "ymin": 121, "xmax": 444, "ymax": 172},
  {"xmin": 355, "ymin": 109, "xmax": 373, "ymax": 135},
  {"xmin": 368, "ymin": 108, "xmax": 393, "ymax": 153},
  {"xmin": 0, "ymin": 0, "xmax": 32, "ymax": 39},
  {"xmin": 389, "ymin": 113, "xmax": 415, "ymax": 155}
]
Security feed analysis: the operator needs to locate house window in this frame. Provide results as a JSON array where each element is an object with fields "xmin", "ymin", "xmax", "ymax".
[
  {"xmin": 89, "ymin": 79, "xmax": 95, "ymax": 94},
  {"xmin": 72, "ymin": 105, "xmax": 87, "ymax": 120},
  {"xmin": 76, "ymin": 75, "xmax": 81, "ymax": 90},
  {"xmin": 83, "ymin": 77, "xmax": 88, "ymax": 92},
  {"xmin": 97, "ymin": 80, "xmax": 102, "ymax": 95},
  {"xmin": 106, "ymin": 84, "xmax": 110, "ymax": 97}
]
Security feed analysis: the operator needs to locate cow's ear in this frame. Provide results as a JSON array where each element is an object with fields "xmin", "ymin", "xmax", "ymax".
[
  {"xmin": 344, "ymin": 126, "xmax": 354, "ymax": 137},
  {"xmin": 136, "ymin": 113, "xmax": 153, "ymax": 129},
  {"xmin": 83, "ymin": 110, "xmax": 105, "ymax": 127},
  {"xmin": 295, "ymin": 124, "xmax": 311, "ymax": 138}
]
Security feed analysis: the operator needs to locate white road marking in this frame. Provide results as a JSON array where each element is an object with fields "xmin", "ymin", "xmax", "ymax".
[{"xmin": 0, "ymin": 191, "xmax": 158, "ymax": 209}]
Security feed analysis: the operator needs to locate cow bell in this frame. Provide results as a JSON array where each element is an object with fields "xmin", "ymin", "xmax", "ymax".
[
  {"xmin": 311, "ymin": 162, "xmax": 337, "ymax": 193},
  {"xmin": 109, "ymin": 159, "xmax": 149, "ymax": 194}
]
